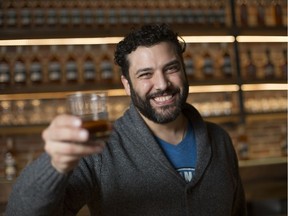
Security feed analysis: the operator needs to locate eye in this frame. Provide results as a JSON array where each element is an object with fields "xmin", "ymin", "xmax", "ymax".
[
  {"xmin": 166, "ymin": 64, "xmax": 180, "ymax": 73},
  {"xmin": 138, "ymin": 72, "xmax": 152, "ymax": 79}
]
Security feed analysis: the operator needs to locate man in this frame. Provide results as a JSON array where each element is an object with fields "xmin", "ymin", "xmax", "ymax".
[{"xmin": 6, "ymin": 24, "xmax": 246, "ymax": 215}]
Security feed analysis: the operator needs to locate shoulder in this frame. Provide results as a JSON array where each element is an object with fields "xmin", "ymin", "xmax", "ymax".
[{"xmin": 206, "ymin": 121, "xmax": 231, "ymax": 140}]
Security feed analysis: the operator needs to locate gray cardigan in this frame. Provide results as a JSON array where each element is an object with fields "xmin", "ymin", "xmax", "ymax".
[{"xmin": 6, "ymin": 103, "xmax": 247, "ymax": 216}]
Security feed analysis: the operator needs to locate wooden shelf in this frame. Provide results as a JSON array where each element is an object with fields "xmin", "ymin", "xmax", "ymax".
[{"xmin": 0, "ymin": 24, "xmax": 232, "ymax": 40}]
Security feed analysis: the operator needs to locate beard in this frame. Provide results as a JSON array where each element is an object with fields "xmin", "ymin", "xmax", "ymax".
[{"xmin": 129, "ymin": 80, "xmax": 189, "ymax": 124}]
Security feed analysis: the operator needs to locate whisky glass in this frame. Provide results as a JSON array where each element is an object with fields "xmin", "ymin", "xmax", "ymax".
[{"xmin": 66, "ymin": 92, "xmax": 110, "ymax": 144}]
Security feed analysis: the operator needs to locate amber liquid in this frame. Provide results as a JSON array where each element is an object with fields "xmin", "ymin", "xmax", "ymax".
[{"xmin": 81, "ymin": 119, "xmax": 111, "ymax": 142}]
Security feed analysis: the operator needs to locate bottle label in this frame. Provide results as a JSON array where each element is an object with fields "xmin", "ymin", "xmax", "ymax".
[
  {"xmin": 84, "ymin": 61, "xmax": 96, "ymax": 80},
  {"xmin": 47, "ymin": 10, "xmax": 57, "ymax": 25},
  {"xmin": 49, "ymin": 62, "xmax": 61, "ymax": 81},
  {"xmin": 66, "ymin": 61, "xmax": 78, "ymax": 80},
  {"xmin": 101, "ymin": 61, "xmax": 113, "ymax": 79},
  {"xmin": 14, "ymin": 61, "xmax": 26, "ymax": 82},
  {"xmin": 30, "ymin": 62, "xmax": 42, "ymax": 82},
  {"xmin": 185, "ymin": 59, "xmax": 194, "ymax": 76},
  {"xmin": 203, "ymin": 58, "xmax": 213, "ymax": 75},
  {"xmin": 83, "ymin": 9, "xmax": 93, "ymax": 25},
  {"xmin": 34, "ymin": 9, "xmax": 44, "ymax": 25}
]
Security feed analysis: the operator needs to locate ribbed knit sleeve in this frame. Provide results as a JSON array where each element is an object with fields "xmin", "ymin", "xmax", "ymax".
[{"xmin": 5, "ymin": 153, "xmax": 70, "ymax": 216}]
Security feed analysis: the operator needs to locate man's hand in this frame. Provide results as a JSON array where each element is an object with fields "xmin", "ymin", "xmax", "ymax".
[{"xmin": 42, "ymin": 114, "xmax": 106, "ymax": 174}]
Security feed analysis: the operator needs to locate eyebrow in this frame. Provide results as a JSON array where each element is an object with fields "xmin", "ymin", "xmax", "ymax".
[{"xmin": 135, "ymin": 59, "xmax": 180, "ymax": 75}]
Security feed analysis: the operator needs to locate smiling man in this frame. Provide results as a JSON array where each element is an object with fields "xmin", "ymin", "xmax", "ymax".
[{"xmin": 6, "ymin": 24, "xmax": 247, "ymax": 216}]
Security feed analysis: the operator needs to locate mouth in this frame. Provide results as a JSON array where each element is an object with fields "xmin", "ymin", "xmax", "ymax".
[{"xmin": 151, "ymin": 93, "xmax": 176, "ymax": 106}]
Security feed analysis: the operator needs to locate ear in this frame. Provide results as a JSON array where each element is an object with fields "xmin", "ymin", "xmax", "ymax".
[{"xmin": 121, "ymin": 75, "xmax": 131, "ymax": 96}]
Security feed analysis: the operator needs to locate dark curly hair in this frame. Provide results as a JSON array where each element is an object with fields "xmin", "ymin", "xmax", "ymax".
[{"xmin": 114, "ymin": 24, "xmax": 186, "ymax": 79}]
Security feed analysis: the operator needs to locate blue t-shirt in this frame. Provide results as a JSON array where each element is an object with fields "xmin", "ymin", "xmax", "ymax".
[{"xmin": 155, "ymin": 123, "xmax": 197, "ymax": 183}]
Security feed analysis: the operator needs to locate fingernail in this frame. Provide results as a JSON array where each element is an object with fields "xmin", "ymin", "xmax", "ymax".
[
  {"xmin": 72, "ymin": 118, "xmax": 81, "ymax": 127},
  {"xmin": 79, "ymin": 129, "xmax": 88, "ymax": 139}
]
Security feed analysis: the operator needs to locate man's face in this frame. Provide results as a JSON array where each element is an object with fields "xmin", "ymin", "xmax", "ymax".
[{"xmin": 121, "ymin": 42, "xmax": 189, "ymax": 124}]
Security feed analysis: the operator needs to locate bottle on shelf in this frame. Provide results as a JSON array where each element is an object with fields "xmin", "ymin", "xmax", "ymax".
[
  {"xmin": 220, "ymin": 43, "xmax": 233, "ymax": 78},
  {"xmin": 13, "ymin": 46, "xmax": 27, "ymax": 85},
  {"xmin": 58, "ymin": 2, "xmax": 69, "ymax": 27},
  {"xmin": 46, "ymin": 2, "xmax": 57, "ymax": 27},
  {"xmin": 239, "ymin": 0, "xmax": 248, "ymax": 27},
  {"xmin": 280, "ymin": 48, "xmax": 287, "ymax": 79},
  {"xmin": 65, "ymin": 45, "xmax": 78, "ymax": 84},
  {"xmin": 33, "ymin": 2, "xmax": 45, "ymax": 27},
  {"xmin": 83, "ymin": 45, "xmax": 96, "ymax": 83},
  {"xmin": 263, "ymin": 48, "xmax": 275, "ymax": 79},
  {"xmin": 29, "ymin": 46, "xmax": 43, "ymax": 84},
  {"xmin": 236, "ymin": 124, "xmax": 249, "ymax": 160},
  {"xmin": 4, "ymin": 137, "xmax": 17, "ymax": 181},
  {"xmin": 95, "ymin": 1, "xmax": 106, "ymax": 28},
  {"xmin": 273, "ymin": 0, "xmax": 283, "ymax": 26},
  {"xmin": 19, "ymin": 2, "xmax": 32, "ymax": 27},
  {"xmin": 70, "ymin": 2, "xmax": 82, "ymax": 27},
  {"xmin": 100, "ymin": 45, "xmax": 114, "ymax": 84},
  {"xmin": 201, "ymin": 44, "xmax": 214, "ymax": 79},
  {"xmin": 0, "ymin": 47, "xmax": 11, "ymax": 87},
  {"xmin": 48, "ymin": 45, "xmax": 62, "ymax": 83},
  {"xmin": 5, "ymin": 3, "xmax": 17, "ymax": 27},
  {"xmin": 256, "ymin": 0, "xmax": 266, "ymax": 26},
  {"xmin": 184, "ymin": 48, "xmax": 196, "ymax": 81},
  {"xmin": 82, "ymin": 2, "xmax": 94, "ymax": 27},
  {"xmin": 245, "ymin": 49, "xmax": 257, "ymax": 80}
]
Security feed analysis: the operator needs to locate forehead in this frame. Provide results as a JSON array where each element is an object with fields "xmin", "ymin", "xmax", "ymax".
[{"xmin": 127, "ymin": 42, "xmax": 178, "ymax": 70}]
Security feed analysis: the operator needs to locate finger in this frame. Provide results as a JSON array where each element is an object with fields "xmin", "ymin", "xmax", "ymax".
[
  {"xmin": 43, "ymin": 125, "xmax": 88, "ymax": 143},
  {"xmin": 50, "ymin": 114, "xmax": 82, "ymax": 128},
  {"xmin": 45, "ymin": 140, "xmax": 106, "ymax": 157}
]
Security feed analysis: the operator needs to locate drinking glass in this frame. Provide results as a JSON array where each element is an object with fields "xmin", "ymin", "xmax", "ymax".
[{"xmin": 66, "ymin": 92, "xmax": 110, "ymax": 143}]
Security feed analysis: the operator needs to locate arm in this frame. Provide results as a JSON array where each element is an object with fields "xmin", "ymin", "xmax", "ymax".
[{"xmin": 5, "ymin": 115, "xmax": 105, "ymax": 215}]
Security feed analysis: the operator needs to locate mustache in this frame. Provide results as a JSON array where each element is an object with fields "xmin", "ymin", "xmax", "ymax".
[{"xmin": 147, "ymin": 87, "xmax": 180, "ymax": 100}]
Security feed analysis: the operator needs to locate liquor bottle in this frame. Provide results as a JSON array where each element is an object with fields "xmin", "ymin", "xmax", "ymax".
[
  {"xmin": 237, "ymin": 124, "xmax": 249, "ymax": 160},
  {"xmin": 13, "ymin": 46, "xmax": 27, "ymax": 85},
  {"xmin": 100, "ymin": 45, "xmax": 114, "ymax": 83},
  {"xmin": 95, "ymin": 1, "xmax": 106, "ymax": 28},
  {"xmin": 59, "ymin": 3, "xmax": 69, "ymax": 27},
  {"xmin": 33, "ymin": 2, "xmax": 45, "ymax": 26},
  {"xmin": 280, "ymin": 49, "xmax": 287, "ymax": 79},
  {"xmin": 184, "ymin": 50, "xmax": 195, "ymax": 81},
  {"xmin": 48, "ymin": 45, "xmax": 62, "ymax": 83},
  {"xmin": 107, "ymin": 1, "xmax": 118, "ymax": 26},
  {"xmin": 0, "ymin": 47, "xmax": 10, "ymax": 87},
  {"xmin": 280, "ymin": 127, "xmax": 287, "ymax": 156},
  {"xmin": 65, "ymin": 45, "xmax": 78, "ymax": 83},
  {"xmin": 70, "ymin": 2, "xmax": 82, "ymax": 27},
  {"xmin": 129, "ymin": 1, "xmax": 141, "ymax": 26},
  {"xmin": 83, "ymin": 45, "xmax": 96, "ymax": 83},
  {"xmin": 239, "ymin": 0, "xmax": 248, "ymax": 26},
  {"xmin": 4, "ymin": 137, "xmax": 17, "ymax": 181},
  {"xmin": 219, "ymin": 0, "xmax": 226, "ymax": 26},
  {"xmin": 6, "ymin": 3, "xmax": 17, "ymax": 27},
  {"xmin": 29, "ymin": 46, "xmax": 43, "ymax": 84},
  {"xmin": 20, "ymin": 2, "xmax": 32, "ymax": 27},
  {"xmin": 201, "ymin": 44, "xmax": 214, "ymax": 78},
  {"xmin": 118, "ymin": 1, "xmax": 130, "ymax": 26},
  {"xmin": 221, "ymin": 44, "xmax": 233, "ymax": 78},
  {"xmin": 0, "ymin": 7, "xmax": 3, "ymax": 28},
  {"xmin": 245, "ymin": 49, "xmax": 257, "ymax": 80},
  {"xmin": 257, "ymin": 0, "xmax": 266, "ymax": 26},
  {"xmin": 264, "ymin": 48, "xmax": 275, "ymax": 79},
  {"xmin": 46, "ymin": 2, "xmax": 57, "ymax": 27},
  {"xmin": 82, "ymin": 3, "xmax": 94, "ymax": 27},
  {"xmin": 273, "ymin": 0, "xmax": 283, "ymax": 26}
]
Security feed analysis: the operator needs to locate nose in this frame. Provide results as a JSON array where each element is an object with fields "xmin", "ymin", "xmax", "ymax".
[{"xmin": 154, "ymin": 71, "xmax": 170, "ymax": 91}]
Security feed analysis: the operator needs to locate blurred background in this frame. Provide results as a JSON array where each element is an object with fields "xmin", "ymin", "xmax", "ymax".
[{"xmin": 0, "ymin": 0, "xmax": 287, "ymax": 215}]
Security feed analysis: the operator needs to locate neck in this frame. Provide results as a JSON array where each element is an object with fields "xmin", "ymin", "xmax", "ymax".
[{"xmin": 141, "ymin": 113, "xmax": 188, "ymax": 145}]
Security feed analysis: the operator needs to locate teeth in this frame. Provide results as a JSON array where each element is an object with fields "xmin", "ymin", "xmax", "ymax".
[{"xmin": 154, "ymin": 95, "xmax": 172, "ymax": 102}]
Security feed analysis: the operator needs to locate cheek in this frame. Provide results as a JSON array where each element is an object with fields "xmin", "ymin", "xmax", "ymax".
[{"xmin": 134, "ymin": 81, "xmax": 153, "ymax": 97}]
